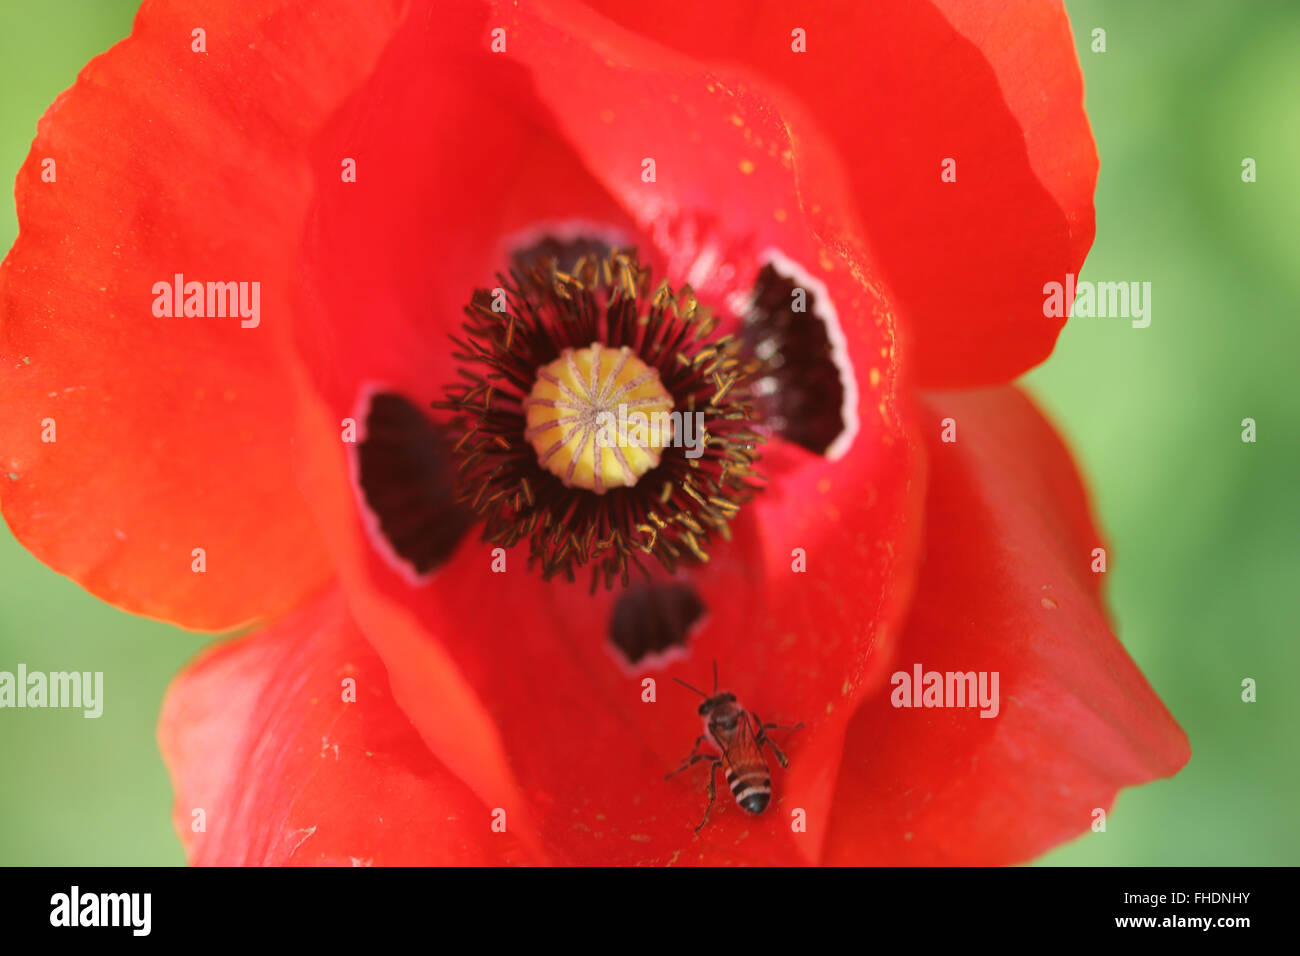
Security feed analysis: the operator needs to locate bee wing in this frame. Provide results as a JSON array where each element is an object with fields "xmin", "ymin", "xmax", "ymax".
[{"xmin": 720, "ymin": 712, "xmax": 764, "ymax": 773}]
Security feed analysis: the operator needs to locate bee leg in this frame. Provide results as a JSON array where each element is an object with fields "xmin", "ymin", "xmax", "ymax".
[
  {"xmin": 764, "ymin": 720, "xmax": 805, "ymax": 733},
  {"xmin": 756, "ymin": 714, "xmax": 805, "ymax": 734},
  {"xmin": 666, "ymin": 751, "xmax": 715, "ymax": 780},
  {"xmin": 694, "ymin": 757, "xmax": 723, "ymax": 834},
  {"xmin": 753, "ymin": 715, "xmax": 803, "ymax": 769},
  {"xmin": 665, "ymin": 735, "xmax": 709, "ymax": 779},
  {"xmin": 763, "ymin": 736, "xmax": 790, "ymax": 769}
]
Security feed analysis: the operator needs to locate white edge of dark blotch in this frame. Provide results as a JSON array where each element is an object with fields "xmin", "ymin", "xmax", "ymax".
[
  {"xmin": 605, "ymin": 604, "xmax": 713, "ymax": 676},
  {"xmin": 348, "ymin": 383, "xmax": 438, "ymax": 589},
  {"xmin": 734, "ymin": 247, "xmax": 862, "ymax": 462}
]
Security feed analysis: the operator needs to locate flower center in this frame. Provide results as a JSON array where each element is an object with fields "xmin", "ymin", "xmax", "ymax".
[
  {"xmin": 524, "ymin": 343, "xmax": 673, "ymax": 494},
  {"xmin": 436, "ymin": 248, "xmax": 764, "ymax": 589}
]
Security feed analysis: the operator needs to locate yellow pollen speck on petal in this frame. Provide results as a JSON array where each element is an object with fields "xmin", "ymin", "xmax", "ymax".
[
  {"xmin": 868, "ymin": 367, "xmax": 881, "ymax": 387},
  {"xmin": 729, "ymin": 114, "xmax": 744, "ymax": 127},
  {"xmin": 738, "ymin": 158, "xmax": 755, "ymax": 175},
  {"xmin": 599, "ymin": 108, "xmax": 616, "ymax": 124},
  {"xmin": 773, "ymin": 208, "xmax": 788, "ymax": 223},
  {"xmin": 524, "ymin": 343, "xmax": 674, "ymax": 495}
]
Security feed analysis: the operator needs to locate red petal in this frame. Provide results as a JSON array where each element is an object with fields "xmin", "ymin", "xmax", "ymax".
[
  {"xmin": 825, "ymin": 387, "xmax": 1189, "ymax": 864},
  {"xmin": 930, "ymin": 0, "xmax": 1098, "ymax": 270},
  {"xmin": 291, "ymin": 1, "xmax": 643, "ymax": 414},
  {"xmin": 276, "ymin": 1, "xmax": 928, "ymax": 862},
  {"xmin": 286, "ymin": 373, "xmax": 821, "ymax": 863},
  {"xmin": 0, "ymin": 0, "xmax": 406, "ymax": 627},
  {"xmin": 287, "ymin": 338, "xmax": 924, "ymax": 864},
  {"xmin": 158, "ymin": 588, "xmax": 534, "ymax": 865},
  {"xmin": 288, "ymin": 386, "xmax": 554, "ymax": 862},
  {"xmin": 574, "ymin": 0, "xmax": 1098, "ymax": 386}
]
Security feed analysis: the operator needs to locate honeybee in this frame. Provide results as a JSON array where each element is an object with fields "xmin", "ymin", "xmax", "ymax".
[{"xmin": 667, "ymin": 662, "xmax": 803, "ymax": 832}]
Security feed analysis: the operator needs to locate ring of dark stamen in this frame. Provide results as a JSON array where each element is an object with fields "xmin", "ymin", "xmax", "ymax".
[
  {"xmin": 436, "ymin": 249, "xmax": 764, "ymax": 590},
  {"xmin": 739, "ymin": 263, "xmax": 847, "ymax": 456}
]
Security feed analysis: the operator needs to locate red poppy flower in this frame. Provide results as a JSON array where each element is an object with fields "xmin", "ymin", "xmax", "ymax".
[{"xmin": 0, "ymin": 0, "xmax": 1188, "ymax": 865}]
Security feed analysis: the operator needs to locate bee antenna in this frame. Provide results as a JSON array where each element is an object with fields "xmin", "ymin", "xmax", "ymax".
[{"xmin": 673, "ymin": 677, "xmax": 709, "ymax": 699}]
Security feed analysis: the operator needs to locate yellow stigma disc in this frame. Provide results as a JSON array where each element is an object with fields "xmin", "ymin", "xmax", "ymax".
[{"xmin": 524, "ymin": 342, "xmax": 675, "ymax": 494}]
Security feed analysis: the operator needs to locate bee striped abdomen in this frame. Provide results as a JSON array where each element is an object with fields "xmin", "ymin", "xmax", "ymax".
[
  {"xmin": 726, "ymin": 767, "xmax": 772, "ymax": 814},
  {"xmin": 671, "ymin": 669, "xmax": 800, "ymax": 831}
]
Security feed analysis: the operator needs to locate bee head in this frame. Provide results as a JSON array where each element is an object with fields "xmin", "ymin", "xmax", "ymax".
[{"xmin": 698, "ymin": 692, "xmax": 736, "ymax": 716}]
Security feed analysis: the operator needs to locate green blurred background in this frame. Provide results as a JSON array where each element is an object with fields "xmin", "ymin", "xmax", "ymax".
[{"xmin": 0, "ymin": 1, "xmax": 1296, "ymax": 865}]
